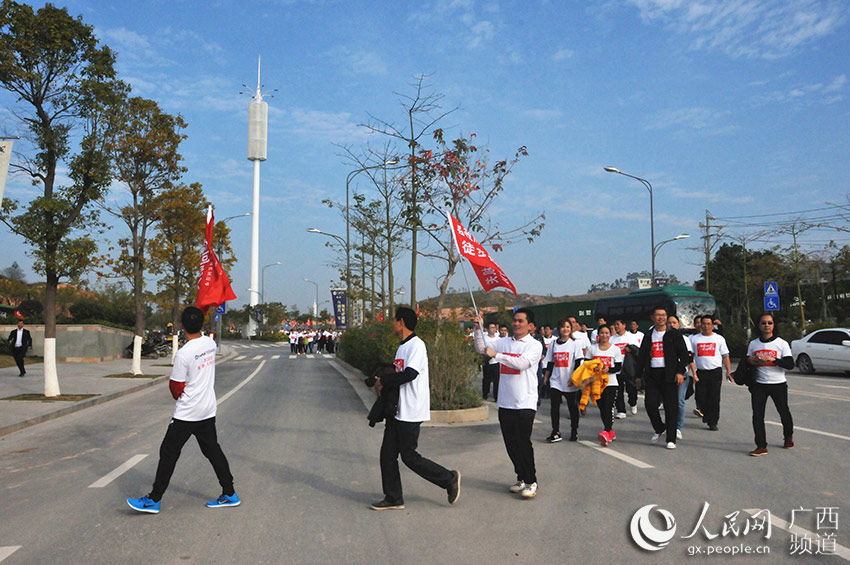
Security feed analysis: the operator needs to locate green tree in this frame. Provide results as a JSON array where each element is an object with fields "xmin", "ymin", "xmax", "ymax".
[
  {"xmin": 102, "ymin": 96, "xmax": 187, "ymax": 373},
  {"xmin": 0, "ymin": 1, "xmax": 126, "ymax": 395}
]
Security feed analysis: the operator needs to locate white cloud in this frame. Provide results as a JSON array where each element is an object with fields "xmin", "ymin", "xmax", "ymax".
[
  {"xmin": 669, "ymin": 186, "xmax": 755, "ymax": 204},
  {"xmin": 628, "ymin": 0, "xmax": 847, "ymax": 59},
  {"xmin": 645, "ymin": 106, "xmax": 738, "ymax": 134},
  {"xmin": 520, "ymin": 108, "xmax": 563, "ymax": 121},
  {"xmin": 754, "ymin": 73, "xmax": 847, "ymax": 105},
  {"xmin": 326, "ymin": 49, "xmax": 388, "ymax": 76},
  {"xmin": 468, "ymin": 20, "xmax": 495, "ymax": 48},
  {"xmin": 552, "ymin": 48, "xmax": 575, "ymax": 61},
  {"xmin": 288, "ymin": 108, "xmax": 368, "ymax": 143}
]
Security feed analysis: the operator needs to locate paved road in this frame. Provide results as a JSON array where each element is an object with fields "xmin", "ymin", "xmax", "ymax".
[{"xmin": 1, "ymin": 342, "xmax": 849, "ymax": 563}]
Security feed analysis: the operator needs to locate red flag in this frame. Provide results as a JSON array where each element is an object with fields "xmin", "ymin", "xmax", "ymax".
[
  {"xmin": 307, "ymin": 318, "xmax": 312, "ymax": 327},
  {"xmin": 196, "ymin": 206, "xmax": 237, "ymax": 313},
  {"xmin": 14, "ymin": 309, "xmax": 24, "ymax": 319},
  {"xmin": 448, "ymin": 214, "xmax": 517, "ymax": 296}
]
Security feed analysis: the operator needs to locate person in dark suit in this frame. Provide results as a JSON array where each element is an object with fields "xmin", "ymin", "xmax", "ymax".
[
  {"xmin": 7, "ymin": 319, "xmax": 33, "ymax": 377},
  {"xmin": 636, "ymin": 306, "xmax": 690, "ymax": 449}
]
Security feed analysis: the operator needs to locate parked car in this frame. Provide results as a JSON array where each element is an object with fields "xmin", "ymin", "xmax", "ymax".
[{"xmin": 791, "ymin": 328, "xmax": 850, "ymax": 374}]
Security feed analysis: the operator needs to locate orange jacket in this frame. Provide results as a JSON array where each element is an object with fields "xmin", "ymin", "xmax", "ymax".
[{"xmin": 570, "ymin": 359, "xmax": 609, "ymax": 410}]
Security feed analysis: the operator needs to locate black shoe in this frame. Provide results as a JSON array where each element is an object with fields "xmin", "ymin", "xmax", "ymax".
[
  {"xmin": 569, "ymin": 430, "xmax": 578, "ymax": 442},
  {"xmin": 370, "ymin": 498, "xmax": 404, "ymax": 511},
  {"xmin": 546, "ymin": 431, "xmax": 562, "ymax": 443},
  {"xmin": 447, "ymin": 470, "xmax": 461, "ymax": 504},
  {"xmin": 708, "ymin": 424, "xmax": 718, "ymax": 431}
]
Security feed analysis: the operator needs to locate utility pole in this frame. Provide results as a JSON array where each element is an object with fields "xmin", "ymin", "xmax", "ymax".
[
  {"xmin": 790, "ymin": 224, "xmax": 806, "ymax": 329},
  {"xmin": 698, "ymin": 209, "xmax": 723, "ymax": 293}
]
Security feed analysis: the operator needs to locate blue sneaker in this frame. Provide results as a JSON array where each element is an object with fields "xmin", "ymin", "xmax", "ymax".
[
  {"xmin": 127, "ymin": 495, "xmax": 160, "ymax": 514},
  {"xmin": 206, "ymin": 493, "xmax": 241, "ymax": 508}
]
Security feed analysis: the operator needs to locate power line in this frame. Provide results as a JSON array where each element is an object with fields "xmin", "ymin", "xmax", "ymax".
[{"xmin": 714, "ymin": 205, "xmax": 843, "ymax": 221}]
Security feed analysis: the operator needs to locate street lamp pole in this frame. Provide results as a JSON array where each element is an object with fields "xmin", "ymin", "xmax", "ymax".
[
  {"xmin": 304, "ymin": 278, "xmax": 319, "ymax": 317},
  {"xmin": 214, "ymin": 212, "xmax": 251, "ymax": 347},
  {"xmin": 653, "ymin": 234, "xmax": 691, "ymax": 277},
  {"xmin": 604, "ymin": 167, "xmax": 655, "ymax": 284},
  {"xmin": 261, "ymin": 261, "xmax": 283, "ymax": 304}
]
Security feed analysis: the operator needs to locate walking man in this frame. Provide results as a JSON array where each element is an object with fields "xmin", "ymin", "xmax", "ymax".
[
  {"xmin": 691, "ymin": 316, "xmax": 731, "ymax": 431},
  {"xmin": 371, "ymin": 307, "xmax": 460, "ymax": 510},
  {"xmin": 7, "ymin": 319, "xmax": 32, "ymax": 377},
  {"xmin": 482, "ymin": 322, "xmax": 501, "ymax": 401},
  {"xmin": 636, "ymin": 307, "xmax": 689, "ymax": 449},
  {"xmin": 475, "ymin": 308, "xmax": 543, "ymax": 499},
  {"xmin": 127, "ymin": 306, "xmax": 239, "ymax": 513}
]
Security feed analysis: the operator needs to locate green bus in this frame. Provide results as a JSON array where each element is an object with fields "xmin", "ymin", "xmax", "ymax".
[{"xmin": 593, "ymin": 285, "xmax": 716, "ymax": 330}]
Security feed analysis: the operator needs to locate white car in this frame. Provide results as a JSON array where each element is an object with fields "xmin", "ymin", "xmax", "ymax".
[{"xmin": 791, "ymin": 328, "xmax": 850, "ymax": 374}]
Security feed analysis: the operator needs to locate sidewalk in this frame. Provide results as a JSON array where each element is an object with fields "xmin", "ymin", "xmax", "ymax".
[{"xmin": 0, "ymin": 344, "xmax": 235, "ymax": 437}]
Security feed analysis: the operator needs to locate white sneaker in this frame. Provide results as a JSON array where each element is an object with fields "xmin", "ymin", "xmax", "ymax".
[
  {"xmin": 666, "ymin": 442, "xmax": 677, "ymax": 449},
  {"xmin": 509, "ymin": 481, "xmax": 526, "ymax": 493},
  {"xmin": 651, "ymin": 433, "xmax": 661, "ymax": 443},
  {"xmin": 615, "ymin": 412, "xmax": 627, "ymax": 419},
  {"xmin": 676, "ymin": 429, "xmax": 683, "ymax": 440},
  {"xmin": 520, "ymin": 482, "xmax": 538, "ymax": 499},
  {"xmin": 630, "ymin": 405, "xmax": 638, "ymax": 415}
]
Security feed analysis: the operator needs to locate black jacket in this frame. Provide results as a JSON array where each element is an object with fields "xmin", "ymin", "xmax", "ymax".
[
  {"xmin": 7, "ymin": 328, "xmax": 32, "ymax": 351},
  {"xmin": 637, "ymin": 326, "xmax": 690, "ymax": 383}
]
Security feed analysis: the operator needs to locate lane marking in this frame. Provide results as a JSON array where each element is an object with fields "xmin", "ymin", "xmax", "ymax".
[
  {"xmin": 789, "ymin": 390, "xmax": 850, "ymax": 403},
  {"xmin": 743, "ymin": 509, "xmax": 850, "ymax": 561},
  {"xmin": 0, "ymin": 547, "xmax": 21, "ymax": 562},
  {"xmin": 766, "ymin": 421, "xmax": 850, "ymax": 441},
  {"xmin": 289, "ymin": 355, "xmax": 296, "ymax": 359},
  {"xmin": 252, "ymin": 355, "xmax": 263, "ymax": 360},
  {"xmin": 234, "ymin": 355, "xmax": 246, "ymax": 361},
  {"xmin": 306, "ymin": 354, "xmax": 314, "ymax": 359},
  {"xmin": 811, "ymin": 384, "xmax": 850, "ymax": 390},
  {"xmin": 272, "ymin": 355, "xmax": 280, "ymax": 359},
  {"xmin": 218, "ymin": 360, "xmax": 266, "ymax": 405},
  {"xmin": 579, "ymin": 440, "xmax": 654, "ymax": 469},
  {"xmin": 88, "ymin": 454, "xmax": 148, "ymax": 488}
]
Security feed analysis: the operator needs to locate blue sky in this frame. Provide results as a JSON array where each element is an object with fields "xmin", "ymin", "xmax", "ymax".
[{"xmin": 2, "ymin": 0, "xmax": 849, "ymax": 314}]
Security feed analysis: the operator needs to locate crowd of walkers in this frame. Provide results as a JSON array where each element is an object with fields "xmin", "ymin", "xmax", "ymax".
[{"xmin": 286, "ymin": 329, "xmax": 339, "ymax": 355}]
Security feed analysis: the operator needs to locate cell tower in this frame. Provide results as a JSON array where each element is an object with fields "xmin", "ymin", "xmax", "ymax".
[{"xmin": 247, "ymin": 56, "xmax": 268, "ymax": 337}]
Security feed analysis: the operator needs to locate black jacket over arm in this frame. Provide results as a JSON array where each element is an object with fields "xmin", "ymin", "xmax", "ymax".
[{"xmin": 637, "ymin": 327, "xmax": 689, "ymax": 383}]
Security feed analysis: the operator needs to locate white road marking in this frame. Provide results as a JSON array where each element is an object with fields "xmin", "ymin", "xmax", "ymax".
[
  {"xmin": 306, "ymin": 354, "xmax": 314, "ymax": 359},
  {"xmin": 789, "ymin": 390, "xmax": 850, "ymax": 403},
  {"xmin": 234, "ymin": 355, "xmax": 246, "ymax": 361},
  {"xmin": 218, "ymin": 360, "xmax": 266, "ymax": 405},
  {"xmin": 0, "ymin": 547, "xmax": 21, "ymax": 562},
  {"xmin": 272, "ymin": 355, "xmax": 280, "ymax": 359},
  {"xmin": 88, "ymin": 454, "xmax": 148, "ymax": 488},
  {"xmin": 743, "ymin": 509, "xmax": 850, "ymax": 561},
  {"xmin": 811, "ymin": 384, "xmax": 850, "ymax": 390},
  {"xmin": 579, "ymin": 440, "xmax": 654, "ymax": 469},
  {"xmin": 252, "ymin": 355, "xmax": 263, "ymax": 360},
  {"xmin": 766, "ymin": 421, "xmax": 850, "ymax": 441},
  {"xmin": 289, "ymin": 355, "xmax": 296, "ymax": 359}
]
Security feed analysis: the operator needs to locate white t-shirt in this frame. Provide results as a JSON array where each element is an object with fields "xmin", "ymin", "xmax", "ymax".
[
  {"xmin": 394, "ymin": 335, "xmax": 431, "ymax": 422},
  {"xmin": 484, "ymin": 333, "xmax": 543, "ymax": 410},
  {"xmin": 544, "ymin": 338, "xmax": 583, "ymax": 393},
  {"xmin": 631, "ymin": 330, "xmax": 645, "ymax": 346},
  {"xmin": 572, "ymin": 331, "xmax": 591, "ymax": 354},
  {"xmin": 650, "ymin": 328, "xmax": 666, "ymax": 368},
  {"xmin": 171, "ymin": 335, "xmax": 218, "ymax": 421},
  {"xmin": 691, "ymin": 333, "xmax": 729, "ymax": 371},
  {"xmin": 586, "ymin": 343, "xmax": 624, "ymax": 387},
  {"xmin": 483, "ymin": 332, "xmax": 500, "ymax": 365},
  {"xmin": 747, "ymin": 337, "xmax": 791, "ymax": 384},
  {"xmin": 610, "ymin": 331, "xmax": 640, "ymax": 355}
]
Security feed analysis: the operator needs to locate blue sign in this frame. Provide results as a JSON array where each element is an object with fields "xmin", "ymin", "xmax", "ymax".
[
  {"xmin": 214, "ymin": 313, "xmax": 220, "ymax": 322},
  {"xmin": 764, "ymin": 282, "xmax": 778, "ymax": 296},
  {"xmin": 764, "ymin": 296, "xmax": 780, "ymax": 311},
  {"xmin": 216, "ymin": 303, "xmax": 227, "ymax": 314}
]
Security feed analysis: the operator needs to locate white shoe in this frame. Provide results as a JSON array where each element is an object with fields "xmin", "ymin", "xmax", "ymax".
[
  {"xmin": 651, "ymin": 433, "xmax": 661, "ymax": 443},
  {"xmin": 509, "ymin": 481, "xmax": 526, "ymax": 493},
  {"xmin": 676, "ymin": 429, "xmax": 683, "ymax": 440},
  {"xmin": 667, "ymin": 442, "xmax": 677, "ymax": 449},
  {"xmin": 630, "ymin": 405, "xmax": 638, "ymax": 415},
  {"xmin": 520, "ymin": 482, "xmax": 538, "ymax": 498},
  {"xmin": 615, "ymin": 412, "xmax": 627, "ymax": 419}
]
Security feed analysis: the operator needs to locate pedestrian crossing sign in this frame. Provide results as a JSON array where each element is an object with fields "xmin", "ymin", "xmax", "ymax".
[{"xmin": 764, "ymin": 282, "xmax": 778, "ymax": 296}]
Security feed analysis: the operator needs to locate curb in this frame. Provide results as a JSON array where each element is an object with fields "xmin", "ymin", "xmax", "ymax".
[{"xmin": 0, "ymin": 374, "xmax": 170, "ymax": 438}]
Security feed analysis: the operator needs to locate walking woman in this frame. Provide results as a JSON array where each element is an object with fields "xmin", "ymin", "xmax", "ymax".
[
  {"xmin": 585, "ymin": 325, "xmax": 623, "ymax": 446},
  {"xmin": 668, "ymin": 315, "xmax": 695, "ymax": 440},
  {"xmin": 747, "ymin": 313, "xmax": 795, "ymax": 456}
]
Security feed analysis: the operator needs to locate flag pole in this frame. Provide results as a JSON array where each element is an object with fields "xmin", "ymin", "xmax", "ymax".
[{"xmin": 446, "ymin": 209, "xmax": 483, "ymax": 332}]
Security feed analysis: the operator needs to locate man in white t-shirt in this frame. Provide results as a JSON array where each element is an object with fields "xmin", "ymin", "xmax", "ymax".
[
  {"xmin": 569, "ymin": 317, "xmax": 590, "ymax": 356},
  {"xmin": 629, "ymin": 320, "xmax": 645, "ymax": 346},
  {"xmin": 127, "ymin": 307, "xmax": 239, "ymax": 514},
  {"xmin": 482, "ymin": 322, "xmax": 501, "ymax": 401},
  {"xmin": 371, "ymin": 307, "xmax": 460, "ymax": 511},
  {"xmin": 691, "ymin": 317, "xmax": 731, "ymax": 431},
  {"xmin": 610, "ymin": 319, "xmax": 641, "ymax": 417},
  {"xmin": 475, "ymin": 308, "xmax": 543, "ymax": 500}
]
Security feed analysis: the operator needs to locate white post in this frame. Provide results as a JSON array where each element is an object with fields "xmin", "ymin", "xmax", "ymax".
[{"xmin": 43, "ymin": 338, "xmax": 60, "ymax": 397}]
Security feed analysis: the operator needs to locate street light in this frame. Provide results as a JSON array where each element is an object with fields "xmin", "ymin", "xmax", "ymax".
[
  {"xmin": 261, "ymin": 261, "xmax": 283, "ymax": 304},
  {"xmin": 307, "ymin": 227, "xmax": 346, "ymax": 247},
  {"xmin": 217, "ymin": 212, "xmax": 252, "ymax": 258},
  {"xmin": 346, "ymin": 159, "xmax": 399, "ymax": 305},
  {"xmin": 653, "ymin": 235, "xmax": 690, "ymax": 280},
  {"xmin": 304, "ymin": 278, "xmax": 319, "ymax": 317},
  {"xmin": 604, "ymin": 166, "xmax": 656, "ymax": 284}
]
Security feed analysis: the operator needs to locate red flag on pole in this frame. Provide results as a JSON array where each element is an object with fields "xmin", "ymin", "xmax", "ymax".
[
  {"xmin": 196, "ymin": 206, "xmax": 237, "ymax": 314},
  {"xmin": 14, "ymin": 309, "xmax": 24, "ymax": 319},
  {"xmin": 448, "ymin": 214, "xmax": 517, "ymax": 296}
]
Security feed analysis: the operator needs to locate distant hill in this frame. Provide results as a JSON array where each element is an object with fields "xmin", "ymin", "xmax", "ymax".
[{"xmin": 416, "ymin": 288, "xmax": 630, "ymax": 312}]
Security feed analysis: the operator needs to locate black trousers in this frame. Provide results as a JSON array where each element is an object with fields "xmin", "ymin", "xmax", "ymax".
[
  {"xmin": 550, "ymin": 389, "xmax": 579, "ymax": 434},
  {"xmin": 482, "ymin": 362, "xmax": 500, "ymax": 401},
  {"xmin": 498, "ymin": 408, "xmax": 537, "ymax": 484},
  {"xmin": 597, "ymin": 386, "xmax": 617, "ymax": 432},
  {"xmin": 615, "ymin": 377, "xmax": 638, "ymax": 412},
  {"xmin": 150, "ymin": 417, "xmax": 235, "ymax": 502},
  {"xmin": 695, "ymin": 368, "xmax": 723, "ymax": 426},
  {"xmin": 12, "ymin": 346, "xmax": 26, "ymax": 374},
  {"xmin": 644, "ymin": 369, "xmax": 680, "ymax": 444},
  {"xmin": 380, "ymin": 417, "xmax": 453, "ymax": 503},
  {"xmin": 750, "ymin": 381, "xmax": 794, "ymax": 449}
]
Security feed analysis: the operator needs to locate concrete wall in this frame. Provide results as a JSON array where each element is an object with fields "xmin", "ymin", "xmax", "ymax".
[{"xmin": 1, "ymin": 324, "xmax": 133, "ymax": 362}]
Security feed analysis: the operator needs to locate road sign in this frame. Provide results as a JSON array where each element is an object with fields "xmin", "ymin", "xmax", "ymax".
[
  {"xmin": 764, "ymin": 296, "xmax": 780, "ymax": 311},
  {"xmin": 764, "ymin": 282, "xmax": 778, "ymax": 296},
  {"xmin": 214, "ymin": 313, "xmax": 220, "ymax": 322},
  {"xmin": 216, "ymin": 303, "xmax": 226, "ymax": 314}
]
